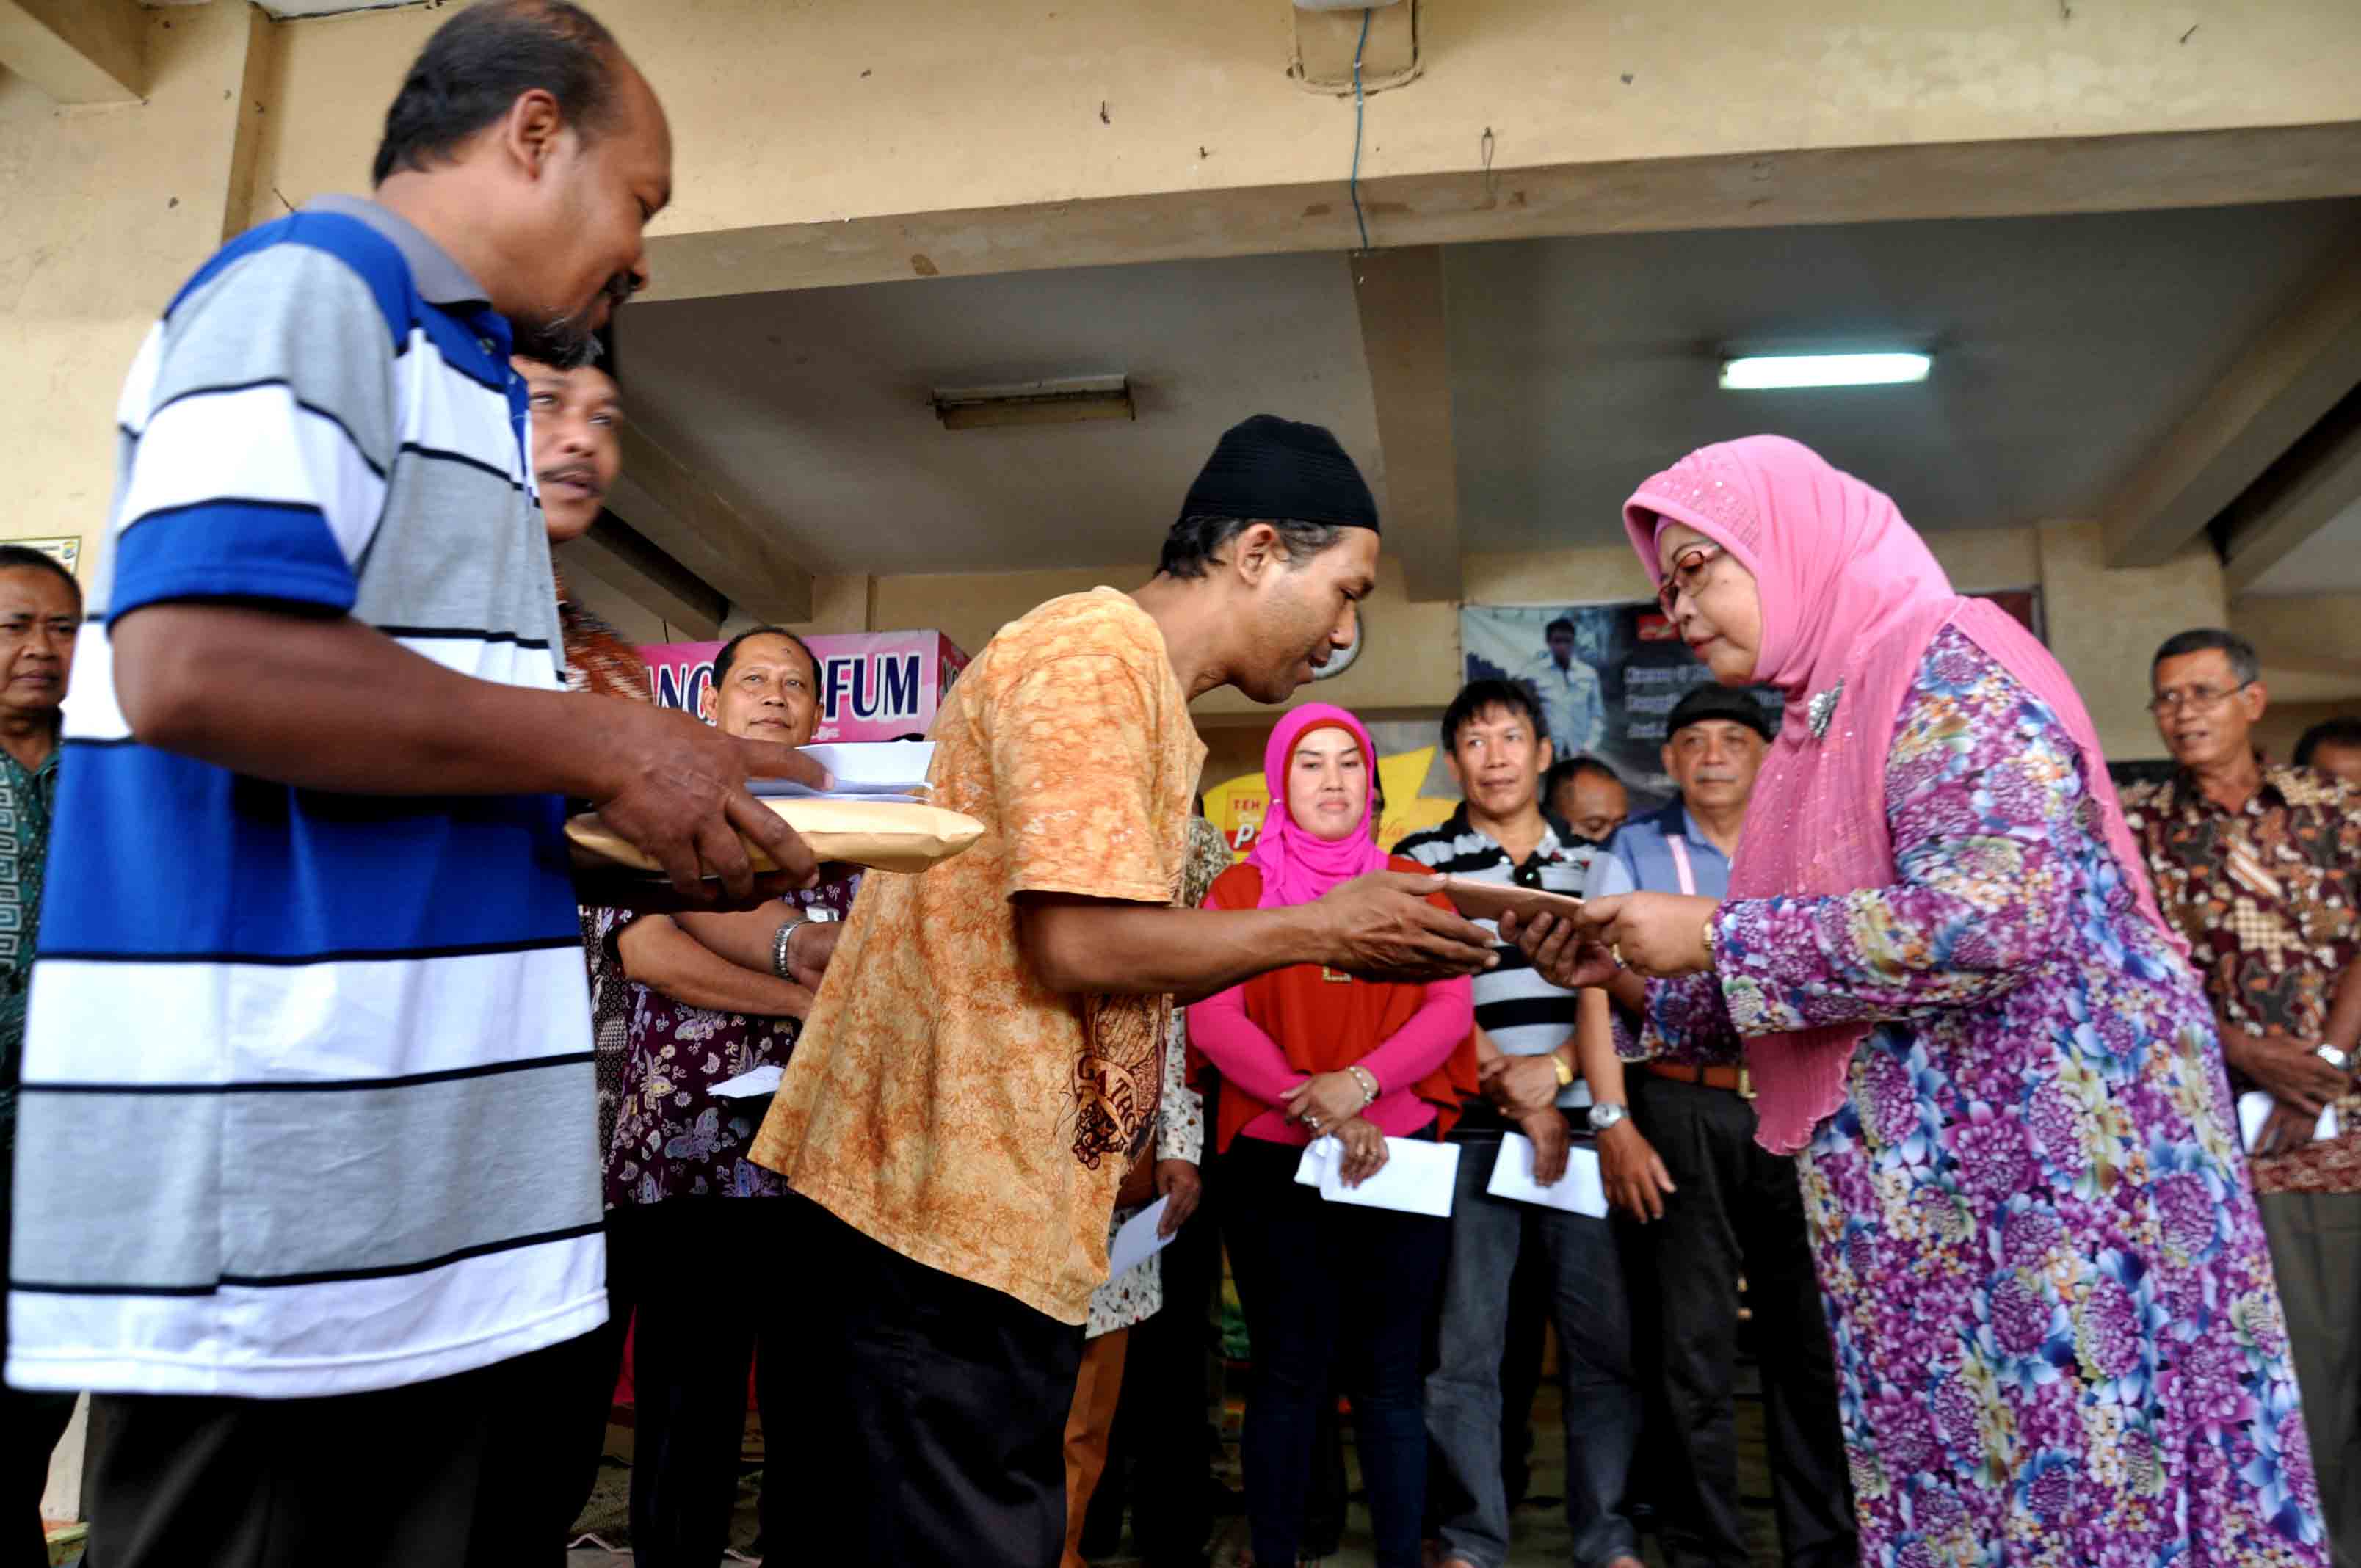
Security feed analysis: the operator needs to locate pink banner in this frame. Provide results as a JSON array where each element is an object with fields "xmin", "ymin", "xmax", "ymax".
[{"xmin": 638, "ymin": 629, "xmax": 970, "ymax": 744}]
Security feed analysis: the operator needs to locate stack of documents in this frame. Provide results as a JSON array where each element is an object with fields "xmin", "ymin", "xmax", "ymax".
[{"xmin": 752, "ymin": 741, "xmax": 935, "ymax": 802}]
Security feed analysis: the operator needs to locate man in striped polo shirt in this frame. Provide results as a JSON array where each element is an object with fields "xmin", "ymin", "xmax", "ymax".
[
  {"xmin": 1396, "ymin": 678, "xmax": 1644, "ymax": 1568},
  {"xmin": 3, "ymin": 6, "xmax": 823, "ymax": 1563}
]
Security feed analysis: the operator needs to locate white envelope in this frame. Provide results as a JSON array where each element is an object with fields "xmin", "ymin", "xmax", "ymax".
[
  {"xmin": 1291, "ymin": 1136, "xmax": 1460, "ymax": 1218},
  {"xmin": 2236, "ymin": 1089, "xmax": 2338, "ymax": 1153},
  {"xmin": 710, "ymin": 1064, "xmax": 785, "ymax": 1099},
  {"xmin": 1106, "ymin": 1196, "xmax": 1175, "ymax": 1281},
  {"xmin": 1484, "ymin": 1131, "xmax": 1609, "ymax": 1218}
]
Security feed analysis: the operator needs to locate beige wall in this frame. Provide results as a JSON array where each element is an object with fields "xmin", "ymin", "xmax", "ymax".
[
  {"xmin": 245, "ymin": 0, "xmax": 2361, "ymax": 297},
  {"xmin": 2035, "ymin": 521, "xmax": 2229, "ymax": 761},
  {"xmin": 0, "ymin": 1, "xmax": 266, "ymax": 558},
  {"xmin": 852, "ymin": 521, "xmax": 2210, "ymax": 763}
]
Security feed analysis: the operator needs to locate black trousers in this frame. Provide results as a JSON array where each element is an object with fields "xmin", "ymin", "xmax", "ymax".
[
  {"xmin": 617, "ymin": 1198, "xmax": 798, "ymax": 1567},
  {"xmin": 4, "ymin": 1383, "xmax": 73, "ymax": 1568},
  {"xmin": 4, "ymin": 1111, "xmax": 82, "ymax": 1568},
  {"xmin": 784, "ymin": 1195, "xmax": 1085, "ymax": 1568},
  {"xmin": 1628, "ymin": 1074, "xmax": 1855, "ymax": 1568},
  {"xmin": 552, "ymin": 1206, "xmax": 640, "ymax": 1545},
  {"xmin": 77, "ymin": 1335, "xmax": 592, "ymax": 1568}
]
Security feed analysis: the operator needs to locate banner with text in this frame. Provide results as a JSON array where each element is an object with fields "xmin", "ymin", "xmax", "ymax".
[{"xmin": 639, "ymin": 629, "xmax": 971, "ymax": 744}]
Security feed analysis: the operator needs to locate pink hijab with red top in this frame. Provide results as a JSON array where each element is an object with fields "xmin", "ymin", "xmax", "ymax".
[
  {"xmin": 1623, "ymin": 435, "xmax": 2179, "ymax": 1154},
  {"xmin": 1247, "ymin": 702, "xmax": 1388, "ymax": 909}
]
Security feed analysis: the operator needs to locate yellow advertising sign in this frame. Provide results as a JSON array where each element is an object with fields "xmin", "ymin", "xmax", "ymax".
[{"xmin": 1204, "ymin": 745, "xmax": 1459, "ymax": 861}]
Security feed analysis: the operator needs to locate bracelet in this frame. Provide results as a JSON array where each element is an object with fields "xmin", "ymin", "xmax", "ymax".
[
  {"xmin": 771, "ymin": 916, "xmax": 810, "ymax": 980},
  {"xmin": 1551, "ymin": 1050, "xmax": 1575, "ymax": 1089},
  {"xmin": 1346, "ymin": 1064, "xmax": 1380, "ymax": 1107},
  {"xmin": 1700, "ymin": 908, "xmax": 1722, "ymax": 970}
]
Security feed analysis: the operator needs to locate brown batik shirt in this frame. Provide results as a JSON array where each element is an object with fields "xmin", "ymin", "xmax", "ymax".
[
  {"xmin": 2124, "ymin": 762, "xmax": 2361, "ymax": 1195},
  {"xmin": 750, "ymin": 589, "xmax": 1206, "ymax": 1324}
]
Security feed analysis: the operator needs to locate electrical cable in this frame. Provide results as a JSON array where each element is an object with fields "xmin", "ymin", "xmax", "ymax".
[{"xmin": 1349, "ymin": 6, "xmax": 1371, "ymax": 253}]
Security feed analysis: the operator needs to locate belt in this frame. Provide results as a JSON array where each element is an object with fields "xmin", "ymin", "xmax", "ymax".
[{"xmin": 1642, "ymin": 1061, "xmax": 1754, "ymax": 1098}]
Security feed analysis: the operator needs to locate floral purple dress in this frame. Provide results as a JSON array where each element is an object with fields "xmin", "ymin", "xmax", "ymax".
[{"xmin": 1632, "ymin": 629, "xmax": 2326, "ymax": 1567}]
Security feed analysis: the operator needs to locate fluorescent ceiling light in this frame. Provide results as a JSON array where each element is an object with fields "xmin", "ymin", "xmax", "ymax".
[
  {"xmin": 932, "ymin": 374, "xmax": 1133, "ymax": 431},
  {"xmin": 1719, "ymin": 352, "xmax": 1932, "ymax": 391}
]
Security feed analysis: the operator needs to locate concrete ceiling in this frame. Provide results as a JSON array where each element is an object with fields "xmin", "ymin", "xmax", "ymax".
[
  {"xmin": 617, "ymin": 197, "xmax": 2361, "ymax": 577},
  {"xmin": 2243, "ymin": 492, "xmax": 2361, "ymax": 596},
  {"xmin": 617, "ymin": 250, "xmax": 1381, "ymax": 577}
]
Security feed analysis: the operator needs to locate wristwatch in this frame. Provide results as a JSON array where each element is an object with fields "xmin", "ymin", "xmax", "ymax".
[
  {"xmin": 1700, "ymin": 909, "xmax": 1722, "ymax": 970},
  {"xmin": 1551, "ymin": 1050, "xmax": 1576, "ymax": 1089},
  {"xmin": 2317, "ymin": 1042, "xmax": 2358, "ymax": 1074},
  {"xmin": 1587, "ymin": 1101, "xmax": 1630, "ymax": 1133},
  {"xmin": 772, "ymin": 907, "xmax": 837, "ymax": 980}
]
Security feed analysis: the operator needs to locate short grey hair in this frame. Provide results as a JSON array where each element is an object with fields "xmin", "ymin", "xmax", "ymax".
[{"xmin": 2150, "ymin": 628, "xmax": 2259, "ymax": 689}]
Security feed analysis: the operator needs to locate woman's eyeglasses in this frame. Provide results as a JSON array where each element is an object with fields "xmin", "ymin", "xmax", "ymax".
[{"xmin": 1656, "ymin": 542, "xmax": 1724, "ymax": 619}]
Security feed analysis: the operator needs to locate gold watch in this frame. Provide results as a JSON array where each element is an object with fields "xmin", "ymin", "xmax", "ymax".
[{"xmin": 1551, "ymin": 1050, "xmax": 1575, "ymax": 1089}]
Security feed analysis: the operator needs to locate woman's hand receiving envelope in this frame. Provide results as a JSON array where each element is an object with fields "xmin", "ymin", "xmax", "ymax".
[{"xmin": 1498, "ymin": 890, "xmax": 1722, "ymax": 987}]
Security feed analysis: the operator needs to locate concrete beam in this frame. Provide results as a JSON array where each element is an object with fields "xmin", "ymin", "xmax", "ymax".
[
  {"xmin": 2103, "ymin": 250, "xmax": 2361, "ymax": 569},
  {"xmin": 1349, "ymin": 245, "xmax": 1459, "ymax": 603},
  {"xmin": 0, "ymin": 0, "xmax": 144, "ymax": 104},
  {"xmin": 554, "ymin": 512, "xmax": 728, "ymax": 641},
  {"xmin": 2222, "ymin": 415, "xmax": 2361, "ymax": 598},
  {"xmin": 601, "ymin": 421, "xmax": 813, "ymax": 625}
]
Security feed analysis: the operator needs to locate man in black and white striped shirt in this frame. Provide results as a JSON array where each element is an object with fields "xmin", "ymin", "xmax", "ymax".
[{"xmin": 1398, "ymin": 680, "xmax": 1644, "ymax": 1568}]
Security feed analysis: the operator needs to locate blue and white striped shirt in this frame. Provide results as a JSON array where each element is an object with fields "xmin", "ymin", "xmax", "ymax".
[{"xmin": 6, "ymin": 198, "xmax": 601, "ymax": 1398}]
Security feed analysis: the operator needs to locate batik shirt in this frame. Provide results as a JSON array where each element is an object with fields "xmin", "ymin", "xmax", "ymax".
[
  {"xmin": 2123, "ymin": 763, "xmax": 2361, "ymax": 1196},
  {"xmin": 600, "ymin": 877, "xmax": 858, "ymax": 1208},
  {"xmin": 0, "ymin": 739, "xmax": 57, "ymax": 1144}
]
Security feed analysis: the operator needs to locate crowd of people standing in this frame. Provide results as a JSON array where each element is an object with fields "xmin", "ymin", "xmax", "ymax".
[{"xmin": 1, "ymin": 4, "xmax": 2354, "ymax": 1568}]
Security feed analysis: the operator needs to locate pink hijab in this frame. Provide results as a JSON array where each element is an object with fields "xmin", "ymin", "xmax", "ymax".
[
  {"xmin": 1623, "ymin": 435, "xmax": 2180, "ymax": 1154},
  {"xmin": 1249, "ymin": 703, "xmax": 1388, "ymax": 909}
]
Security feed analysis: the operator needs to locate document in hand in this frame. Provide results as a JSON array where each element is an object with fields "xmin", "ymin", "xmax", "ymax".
[
  {"xmin": 1290, "ymin": 1136, "xmax": 1460, "ymax": 1218},
  {"xmin": 2236, "ymin": 1089, "xmax": 2339, "ymax": 1153},
  {"xmin": 1106, "ymin": 1196, "xmax": 1175, "ymax": 1281},
  {"xmin": 711, "ymin": 1064, "xmax": 786, "ymax": 1100},
  {"xmin": 750, "ymin": 741, "xmax": 937, "ymax": 799},
  {"xmin": 1484, "ymin": 1131, "xmax": 1609, "ymax": 1219}
]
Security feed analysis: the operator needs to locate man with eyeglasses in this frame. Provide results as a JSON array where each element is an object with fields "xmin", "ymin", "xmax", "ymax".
[{"xmin": 2124, "ymin": 625, "xmax": 2361, "ymax": 1564}]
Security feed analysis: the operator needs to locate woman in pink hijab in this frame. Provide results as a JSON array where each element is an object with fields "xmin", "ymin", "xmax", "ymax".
[
  {"xmin": 1189, "ymin": 702, "xmax": 1476, "ymax": 1568},
  {"xmin": 1507, "ymin": 436, "xmax": 2326, "ymax": 1565}
]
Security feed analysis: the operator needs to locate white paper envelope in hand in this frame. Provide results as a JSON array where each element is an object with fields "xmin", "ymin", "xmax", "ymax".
[
  {"xmin": 2237, "ymin": 1089, "xmax": 2338, "ymax": 1154},
  {"xmin": 1106, "ymin": 1196, "xmax": 1176, "ymax": 1281},
  {"xmin": 1289, "ymin": 1136, "xmax": 1459, "ymax": 1217},
  {"xmin": 1485, "ymin": 1131, "xmax": 1608, "ymax": 1218}
]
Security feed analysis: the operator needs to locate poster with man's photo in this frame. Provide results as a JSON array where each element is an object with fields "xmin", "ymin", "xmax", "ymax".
[
  {"xmin": 1460, "ymin": 603, "xmax": 1783, "ymax": 802},
  {"xmin": 1462, "ymin": 592, "xmax": 2042, "ymax": 803}
]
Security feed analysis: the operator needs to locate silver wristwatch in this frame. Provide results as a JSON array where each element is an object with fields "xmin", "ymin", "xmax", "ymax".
[
  {"xmin": 1586, "ymin": 1101, "xmax": 1631, "ymax": 1133},
  {"xmin": 2317, "ymin": 1042, "xmax": 2358, "ymax": 1074}
]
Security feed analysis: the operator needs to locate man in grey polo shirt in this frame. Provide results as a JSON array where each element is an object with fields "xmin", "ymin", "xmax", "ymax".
[
  {"xmin": 4, "ymin": 6, "xmax": 824, "ymax": 1564},
  {"xmin": 1578, "ymin": 685, "xmax": 1854, "ymax": 1568}
]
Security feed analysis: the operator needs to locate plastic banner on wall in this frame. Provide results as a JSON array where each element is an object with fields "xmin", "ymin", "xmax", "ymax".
[{"xmin": 639, "ymin": 629, "xmax": 971, "ymax": 743}]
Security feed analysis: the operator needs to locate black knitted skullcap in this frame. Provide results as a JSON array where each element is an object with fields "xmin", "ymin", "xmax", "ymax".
[{"xmin": 1176, "ymin": 415, "xmax": 1379, "ymax": 533}]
